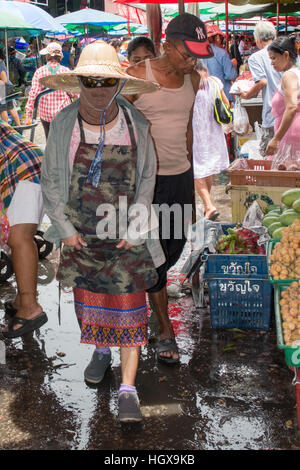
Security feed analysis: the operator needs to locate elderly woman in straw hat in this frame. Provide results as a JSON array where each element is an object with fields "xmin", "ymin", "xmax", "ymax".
[{"xmin": 40, "ymin": 40, "xmax": 164, "ymax": 423}]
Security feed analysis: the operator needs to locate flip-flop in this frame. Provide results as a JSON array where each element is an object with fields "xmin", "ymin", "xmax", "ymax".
[
  {"xmin": 2, "ymin": 312, "xmax": 48, "ymax": 339},
  {"xmin": 156, "ymin": 338, "xmax": 180, "ymax": 365},
  {"xmin": 206, "ymin": 210, "xmax": 220, "ymax": 221}
]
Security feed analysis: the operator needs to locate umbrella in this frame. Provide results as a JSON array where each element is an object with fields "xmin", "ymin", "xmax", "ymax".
[
  {"xmin": 0, "ymin": 1, "xmax": 67, "ymax": 33},
  {"xmin": 0, "ymin": 12, "xmax": 42, "ymax": 79},
  {"xmin": 0, "ymin": 11, "xmax": 41, "ymax": 37},
  {"xmin": 56, "ymin": 8, "xmax": 131, "ymax": 38},
  {"xmin": 108, "ymin": 22, "xmax": 148, "ymax": 35}
]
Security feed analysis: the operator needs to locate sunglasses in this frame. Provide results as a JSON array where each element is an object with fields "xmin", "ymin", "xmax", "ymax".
[
  {"xmin": 171, "ymin": 42, "xmax": 196, "ymax": 62},
  {"xmin": 79, "ymin": 76, "xmax": 119, "ymax": 88}
]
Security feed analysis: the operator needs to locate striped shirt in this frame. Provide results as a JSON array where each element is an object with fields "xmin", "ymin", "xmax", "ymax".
[
  {"xmin": 0, "ymin": 121, "xmax": 42, "ymax": 210},
  {"xmin": 25, "ymin": 60, "xmax": 73, "ymax": 122}
]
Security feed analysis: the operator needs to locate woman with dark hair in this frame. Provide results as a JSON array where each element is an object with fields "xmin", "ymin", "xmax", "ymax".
[
  {"xmin": 0, "ymin": 46, "xmax": 21, "ymax": 126},
  {"xmin": 127, "ymin": 36, "xmax": 156, "ymax": 65},
  {"xmin": 266, "ymin": 36, "xmax": 300, "ymax": 156}
]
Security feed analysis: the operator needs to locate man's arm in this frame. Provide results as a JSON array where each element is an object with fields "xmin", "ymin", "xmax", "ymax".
[
  {"xmin": 240, "ymin": 53, "xmax": 267, "ymax": 100},
  {"xmin": 239, "ymin": 78, "xmax": 267, "ymax": 100},
  {"xmin": 69, "ymin": 54, "xmax": 74, "ymax": 70}
]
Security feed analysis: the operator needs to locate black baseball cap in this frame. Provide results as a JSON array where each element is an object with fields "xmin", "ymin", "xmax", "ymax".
[{"xmin": 165, "ymin": 13, "xmax": 214, "ymax": 59}]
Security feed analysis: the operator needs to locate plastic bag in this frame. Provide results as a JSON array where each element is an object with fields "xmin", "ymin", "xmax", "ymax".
[
  {"xmin": 229, "ymin": 79, "xmax": 256, "ymax": 95},
  {"xmin": 240, "ymin": 139, "xmax": 262, "ymax": 159},
  {"xmin": 222, "ymin": 122, "xmax": 234, "ymax": 134},
  {"xmin": 254, "ymin": 121, "xmax": 262, "ymax": 142},
  {"xmin": 233, "ymin": 98, "xmax": 250, "ymax": 135},
  {"xmin": 242, "ymin": 200, "xmax": 270, "ymax": 244},
  {"xmin": 227, "ymin": 158, "xmax": 249, "ymax": 171},
  {"xmin": 270, "ymin": 142, "xmax": 300, "ymax": 171}
]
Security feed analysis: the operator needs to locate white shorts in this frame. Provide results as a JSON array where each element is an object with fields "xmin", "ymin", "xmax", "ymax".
[{"xmin": 6, "ymin": 180, "xmax": 44, "ymax": 227}]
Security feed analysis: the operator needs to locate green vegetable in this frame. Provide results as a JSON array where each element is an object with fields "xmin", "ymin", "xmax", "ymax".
[
  {"xmin": 281, "ymin": 189, "xmax": 300, "ymax": 208},
  {"xmin": 263, "ymin": 215, "xmax": 280, "ymax": 228},
  {"xmin": 268, "ymin": 222, "xmax": 283, "ymax": 236},
  {"xmin": 267, "ymin": 209, "xmax": 281, "ymax": 216},
  {"xmin": 279, "ymin": 210, "xmax": 300, "ymax": 227},
  {"xmin": 265, "ymin": 204, "xmax": 282, "ymax": 214},
  {"xmin": 272, "ymin": 227, "xmax": 285, "ymax": 239},
  {"xmin": 292, "ymin": 198, "xmax": 300, "ymax": 213}
]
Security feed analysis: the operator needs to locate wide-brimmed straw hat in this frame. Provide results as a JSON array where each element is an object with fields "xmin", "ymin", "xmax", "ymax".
[{"xmin": 39, "ymin": 40, "xmax": 159, "ymax": 95}]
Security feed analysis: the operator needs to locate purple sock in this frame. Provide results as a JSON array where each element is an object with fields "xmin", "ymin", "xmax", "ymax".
[
  {"xmin": 119, "ymin": 384, "xmax": 136, "ymax": 394},
  {"xmin": 95, "ymin": 347, "xmax": 110, "ymax": 355}
]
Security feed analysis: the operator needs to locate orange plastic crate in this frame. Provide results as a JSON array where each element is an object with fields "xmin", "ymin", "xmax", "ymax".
[{"xmin": 229, "ymin": 160, "xmax": 300, "ymax": 187}]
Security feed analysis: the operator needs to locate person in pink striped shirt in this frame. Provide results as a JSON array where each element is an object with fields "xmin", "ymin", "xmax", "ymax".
[{"xmin": 25, "ymin": 42, "xmax": 77, "ymax": 138}]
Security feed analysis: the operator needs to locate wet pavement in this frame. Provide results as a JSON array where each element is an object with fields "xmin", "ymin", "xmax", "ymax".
[
  {"xmin": 1, "ymin": 123, "xmax": 300, "ymax": 450},
  {"xmin": 1, "ymin": 235, "xmax": 300, "ymax": 450}
]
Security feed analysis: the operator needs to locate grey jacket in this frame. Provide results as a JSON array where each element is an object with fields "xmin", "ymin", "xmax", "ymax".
[{"xmin": 41, "ymin": 96, "xmax": 165, "ymax": 268}]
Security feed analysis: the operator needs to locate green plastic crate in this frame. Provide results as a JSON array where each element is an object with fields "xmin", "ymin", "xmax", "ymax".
[
  {"xmin": 267, "ymin": 238, "xmax": 299, "ymax": 284},
  {"xmin": 274, "ymin": 284, "xmax": 300, "ymax": 367}
]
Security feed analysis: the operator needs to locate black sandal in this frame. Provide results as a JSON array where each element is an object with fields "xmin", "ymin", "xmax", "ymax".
[
  {"xmin": 2, "ymin": 312, "xmax": 48, "ymax": 339},
  {"xmin": 156, "ymin": 338, "xmax": 180, "ymax": 365}
]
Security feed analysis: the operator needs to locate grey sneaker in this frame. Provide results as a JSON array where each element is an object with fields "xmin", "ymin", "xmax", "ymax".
[
  {"xmin": 84, "ymin": 350, "xmax": 111, "ymax": 384},
  {"xmin": 118, "ymin": 391, "xmax": 143, "ymax": 423}
]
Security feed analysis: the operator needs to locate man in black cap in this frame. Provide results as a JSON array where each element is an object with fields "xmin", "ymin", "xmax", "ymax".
[{"xmin": 126, "ymin": 13, "xmax": 213, "ymax": 365}]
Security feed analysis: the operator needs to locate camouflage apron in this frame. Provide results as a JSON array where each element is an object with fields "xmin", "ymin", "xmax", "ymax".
[{"xmin": 57, "ymin": 105, "xmax": 158, "ymax": 296}]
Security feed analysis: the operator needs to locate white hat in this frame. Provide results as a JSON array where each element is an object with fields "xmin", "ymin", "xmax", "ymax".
[
  {"xmin": 40, "ymin": 42, "xmax": 63, "ymax": 58},
  {"xmin": 39, "ymin": 40, "xmax": 159, "ymax": 95}
]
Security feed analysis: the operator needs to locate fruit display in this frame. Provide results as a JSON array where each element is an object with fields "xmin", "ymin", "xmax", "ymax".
[
  {"xmin": 279, "ymin": 281, "xmax": 300, "ymax": 346},
  {"xmin": 216, "ymin": 226, "xmax": 265, "ymax": 254},
  {"xmin": 263, "ymin": 189, "xmax": 300, "ymax": 238},
  {"xmin": 269, "ymin": 219, "xmax": 300, "ymax": 280}
]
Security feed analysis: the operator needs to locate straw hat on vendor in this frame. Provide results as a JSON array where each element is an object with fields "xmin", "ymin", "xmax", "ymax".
[{"xmin": 40, "ymin": 39, "xmax": 159, "ymax": 95}]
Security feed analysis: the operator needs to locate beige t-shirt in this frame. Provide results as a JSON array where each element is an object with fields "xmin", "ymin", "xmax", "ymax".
[{"xmin": 134, "ymin": 59, "xmax": 195, "ymax": 176}]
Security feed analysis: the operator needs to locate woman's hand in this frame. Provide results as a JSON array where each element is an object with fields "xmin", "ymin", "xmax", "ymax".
[
  {"xmin": 116, "ymin": 239, "xmax": 134, "ymax": 250},
  {"xmin": 62, "ymin": 233, "xmax": 87, "ymax": 250},
  {"xmin": 265, "ymin": 137, "xmax": 280, "ymax": 156}
]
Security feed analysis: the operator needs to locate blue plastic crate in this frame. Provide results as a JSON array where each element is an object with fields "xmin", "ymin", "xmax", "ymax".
[
  {"xmin": 208, "ymin": 278, "xmax": 272, "ymax": 330},
  {"xmin": 205, "ymin": 254, "xmax": 268, "ymax": 279}
]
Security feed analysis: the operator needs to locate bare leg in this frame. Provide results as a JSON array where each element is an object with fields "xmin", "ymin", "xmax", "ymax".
[
  {"xmin": 148, "ymin": 287, "xmax": 179, "ymax": 361},
  {"xmin": 10, "ymin": 107, "xmax": 21, "ymax": 126},
  {"xmin": 1, "ymin": 110, "xmax": 9, "ymax": 123},
  {"xmin": 120, "ymin": 346, "xmax": 140, "ymax": 386},
  {"xmin": 194, "ymin": 176, "xmax": 216, "ymax": 219},
  {"xmin": 7, "ymin": 224, "xmax": 43, "ymax": 330}
]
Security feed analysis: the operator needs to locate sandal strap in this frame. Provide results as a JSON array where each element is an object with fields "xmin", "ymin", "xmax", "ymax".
[
  {"xmin": 156, "ymin": 338, "xmax": 178, "ymax": 354},
  {"xmin": 9, "ymin": 316, "xmax": 28, "ymax": 326}
]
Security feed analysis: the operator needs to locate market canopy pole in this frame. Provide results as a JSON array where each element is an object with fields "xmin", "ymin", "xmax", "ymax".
[
  {"xmin": 277, "ymin": 0, "xmax": 280, "ymax": 34},
  {"xmin": 178, "ymin": 0, "xmax": 185, "ymax": 14},
  {"xmin": 225, "ymin": 0, "xmax": 229, "ymax": 51}
]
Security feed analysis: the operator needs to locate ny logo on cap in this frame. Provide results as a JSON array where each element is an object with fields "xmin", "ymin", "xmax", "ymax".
[{"xmin": 195, "ymin": 26, "xmax": 206, "ymax": 40}]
